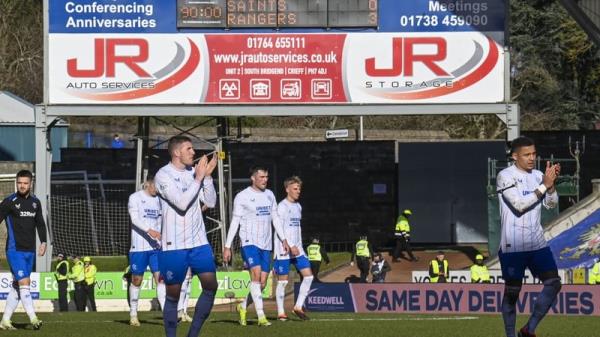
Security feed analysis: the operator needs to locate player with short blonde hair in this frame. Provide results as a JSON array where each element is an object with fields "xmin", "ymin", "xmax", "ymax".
[{"xmin": 274, "ymin": 176, "xmax": 313, "ymax": 321}]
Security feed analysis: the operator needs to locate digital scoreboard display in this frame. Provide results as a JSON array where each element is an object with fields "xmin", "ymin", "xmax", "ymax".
[{"xmin": 177, "ymin": 0, "xmax": 377, "ymax": 28}]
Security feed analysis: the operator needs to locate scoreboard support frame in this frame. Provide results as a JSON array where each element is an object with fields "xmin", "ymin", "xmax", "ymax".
[{"xmin": 37, "ymin": 0, "xmax": 519, "ymax": 272}]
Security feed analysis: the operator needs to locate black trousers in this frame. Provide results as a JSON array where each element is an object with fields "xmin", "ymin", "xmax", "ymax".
[
  {"xmin": 356, "ymin": 257, "xmax": 370, "ymax": 283},
  {"xmin": 393, "ymin": 237, "xmax": 416, "ymax": 260},
  {"xmin": 74, "ymin": 282, "xmax": 86, "ymax": 311},
  {"xmin": 57, "ymin": 280, "xmax": 69, "ymax": 312},
  {"xmin": 310, "ymin": 261, "xmax": 322, "ymax": 282},
  {"xmin": 83, "ymin": 282, "xmax": 97, "ymax": 312}
]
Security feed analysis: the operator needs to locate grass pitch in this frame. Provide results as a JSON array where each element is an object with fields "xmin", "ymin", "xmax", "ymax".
[{"xmin": 3, "ymin": 310, "xmax": 595, "ymax": 337}]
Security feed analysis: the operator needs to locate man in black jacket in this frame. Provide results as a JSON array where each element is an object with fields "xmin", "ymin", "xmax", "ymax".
[
  {"xmin": 371, "ymin": 253, "xmax": 391, "ymax": 283},
  {"xmin": 54, "ymin": 253, "xmax": 70, "ymax": 312}
]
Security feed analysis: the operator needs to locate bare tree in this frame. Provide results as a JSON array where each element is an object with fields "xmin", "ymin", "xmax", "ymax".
[{"xmin": 0, "ymin": 0, "xmax": 43, "ymax": 103}]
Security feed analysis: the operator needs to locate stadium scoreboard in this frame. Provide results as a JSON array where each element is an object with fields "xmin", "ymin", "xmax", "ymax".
[{"xmin": 177, "ymin": 0, "xmax": 378, "ymax": 28}]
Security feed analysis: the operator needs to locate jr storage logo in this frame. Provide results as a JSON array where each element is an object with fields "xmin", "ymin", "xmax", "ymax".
[
  {"xmin": 49, "ymin": 35, "xmax": 206, "ymax": 104},
  {"xmin": 344, "ymin": 33, "xmax": 504, "ymax": 103}
]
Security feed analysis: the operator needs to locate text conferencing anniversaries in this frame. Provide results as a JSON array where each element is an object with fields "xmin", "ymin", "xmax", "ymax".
[{"xmin": 63, "ymin": 1, "xmax": 156, "ymax": 29}]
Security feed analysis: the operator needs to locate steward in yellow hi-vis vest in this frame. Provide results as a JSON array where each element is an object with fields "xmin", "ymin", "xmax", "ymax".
[
  {"xmin": 83, "ymin": 256, "xmax": 97, "ymax": 312},
  {"xmin": 69, "ymin": 256, "xmax": 86, "ymax": 311},
  {"xmin": 590, "ymin": 258, "xmax": 600, "ymax": 285},
  {"xmin": 307, "ymin": 238, "xmax": 330, "ymax": 283},
  {"xmin": 470, "ymin": 254, "xmax": 490, "ymax": 283},
  {"xmin": 393, "ymin": 209, "xmax": 418, "ymax": 262},
  {"xmin": 429, "ymin": 251, "xmax": 449, "ymax": 283},
  {"xmin": 54, "ymin": 253, "xmax": 70, "ymax": 312},
  {"xmin": 352, "ymin": 236, "xmax": 372, "ymax": 283}
]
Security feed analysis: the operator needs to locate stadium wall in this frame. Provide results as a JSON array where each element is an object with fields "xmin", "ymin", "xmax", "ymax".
[{"xmin": 54, "ymin": 140, "xmax": 509, "ymax": 248}]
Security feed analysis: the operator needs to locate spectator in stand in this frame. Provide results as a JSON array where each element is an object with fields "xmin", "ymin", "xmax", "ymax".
[
  {"xmin": 111, "ymin": 134, "xmax": 124, "ymax": 149},
  {"xmin": 371, "ymin": 253, "xmax": 391, "ymax": 283}
]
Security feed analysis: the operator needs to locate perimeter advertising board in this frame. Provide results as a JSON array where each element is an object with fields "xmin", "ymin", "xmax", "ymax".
[
  {"xmin": 1, "ymin": 272, "xmax": 270, "ymax": 300},
  {"xmin": 294, "ymin": 283, "xmax": 600, "ymax": 316},
  {"xmin": 47, "ymin": 0, "xmax": 507, "ymax": 105},
  {"xmin": 411, "ymin": 269, "xmax": 568, "ymax": 284}
]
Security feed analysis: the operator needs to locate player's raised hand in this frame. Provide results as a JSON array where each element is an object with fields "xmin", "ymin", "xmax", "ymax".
[
  {"xmin": 195, "ymin": 155, "xmax": 208, "ymax": 181},
  {"xmin": 542, "ymin": 161, "xmax": 557, "ymax": 188},
  {"xmin": 147, "ymin": 229, "xmax": 161, "ymax": 241},
  {"xmin": 223, "ymin": 247, "xmax": 232, "ymax": 264},
  {"xmin": 205, "ymin": 153, "xmax": 218, "ymax": 176}
]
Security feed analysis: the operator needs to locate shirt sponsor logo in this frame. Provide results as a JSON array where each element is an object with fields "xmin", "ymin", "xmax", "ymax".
[
  {"xmin": 20, "ymin": 211, "xmax": 36, "ymax": 217},
  {"xmin": 256, "ymin": 206, "xmax": 271, "ymax": 216}
]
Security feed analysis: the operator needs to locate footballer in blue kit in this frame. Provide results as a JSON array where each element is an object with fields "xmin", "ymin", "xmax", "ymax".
[
  {"xmin": 154, "ymin": 136, "xmax": 219, "ymax": 337},
  {"xmin": 496, "ymin": 137, "xmax": 561, "ymax": 337},
  {"xmin": 273, "ymin": 176, "xmax": 314, "ymax": 321},
  {"xmin": 224, "ymin": 166, "xmax": 291, "ymax": 327}
]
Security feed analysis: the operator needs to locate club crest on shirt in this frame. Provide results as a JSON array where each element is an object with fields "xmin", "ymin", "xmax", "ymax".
[{"xmin": 32, "ymin": 202, "xmax": 37, "ymax": 209}]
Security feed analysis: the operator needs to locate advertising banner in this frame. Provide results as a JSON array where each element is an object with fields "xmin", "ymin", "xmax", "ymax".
[
  {"xmin": 3, "ymin": 272, "xmax": 269, "ymax": 300},
  {"xmin": 189, "ymin": 271, "xmax": 272, "ymax": 298},
  {"xmin": 294, "ymin": 282, "xmax": 355, "ymax": 312},
  {"xmin": 411, "ymin": 269, "xmax": 568, "ymax": 284},
  {"xmin": 47, "ymin": 0, "xmax": 506, "ymax": 105},
  {"xmin": 0, "ymin": 273, "xmax": 40, "ymax": 299},
  {"xmin": 351, "ymin": 283, "xmax": 600, "ymax": 316},
  {"xmin": 48, "ymin": 0, "xmax": 506, "ymax": 34},
  {"xmin": 48, "ymin": 32, "xmax": 503, "ymax": 104},
  {"xmin": 293, "ymin": 283, "xmax": 600, "ymax": 316}
]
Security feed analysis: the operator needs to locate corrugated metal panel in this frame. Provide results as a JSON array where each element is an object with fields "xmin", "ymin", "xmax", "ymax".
[
  {"xmin": 579, "ymin": 0, "xmax": 600, "ymax": 29},
  {"xmin": 0, "ymin": 126, "xmax": 68, "ymax": 162},
  {"xmin": 0, "ymin": 91, "xmax": 34, "ymax": 124}
]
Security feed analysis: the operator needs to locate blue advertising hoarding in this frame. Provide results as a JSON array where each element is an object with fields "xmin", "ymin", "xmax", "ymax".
[
  {"xmin": 294, "ymin": 282, "xmax": 355, "ymax": 312},
  {"xmin": 50, "ymin": 0, "xmax": 506, "ymax": 34}
]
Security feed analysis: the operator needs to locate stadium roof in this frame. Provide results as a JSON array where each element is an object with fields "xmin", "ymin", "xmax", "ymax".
[{"xmin": 0, "ymin": 91, "xmax": 34, "ymax": 124}]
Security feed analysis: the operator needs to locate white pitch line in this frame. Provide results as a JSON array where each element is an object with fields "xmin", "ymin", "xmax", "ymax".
[
  {"xmin": 311, "ymin": 316, "xmax": 480, "ymax": 322},
  {"xmin": 38, "ymin": 316, "xmax": 480, "ymax": 324},
  {"xmin": 36, "ymin": 320, "xmax": 118, "ymax": 324}
]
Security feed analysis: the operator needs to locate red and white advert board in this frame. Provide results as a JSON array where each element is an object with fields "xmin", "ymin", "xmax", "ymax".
[{"xmin": 48, "ymin": 32, "xmax": 504, "ymax": 104}]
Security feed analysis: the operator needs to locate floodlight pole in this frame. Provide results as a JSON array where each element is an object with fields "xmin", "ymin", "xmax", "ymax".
[
  {"xmin": 359, "ymin": 116, "xmax": 364, "ymax": 141},
  {"xmin": 34, "ymin": 106, "xmax": 53, "ymax": 272}
]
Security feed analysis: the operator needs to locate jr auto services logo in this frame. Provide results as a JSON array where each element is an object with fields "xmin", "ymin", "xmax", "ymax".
[{"xmin": 55, "ymin": 35, "xmax": 202, "ymax": 102}]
